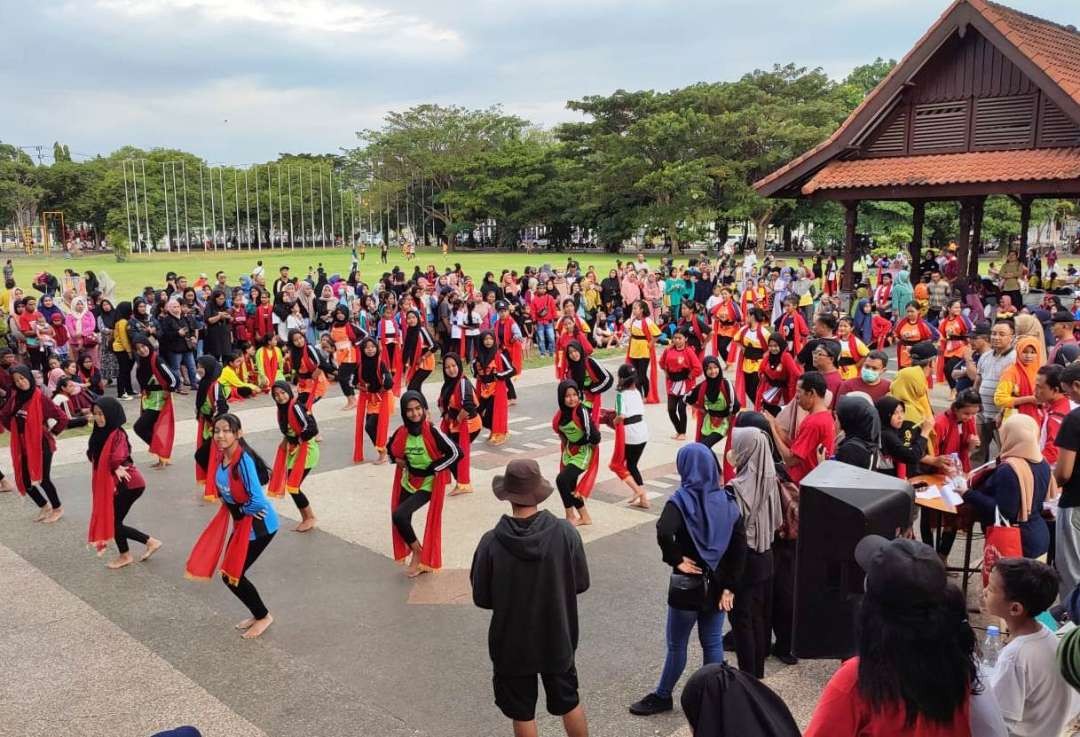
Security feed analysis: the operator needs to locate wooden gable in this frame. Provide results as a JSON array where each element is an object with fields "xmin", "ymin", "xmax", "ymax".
[{"xmin": 856, "ymin": 27, "xmax": 1080, "ymax": 158}]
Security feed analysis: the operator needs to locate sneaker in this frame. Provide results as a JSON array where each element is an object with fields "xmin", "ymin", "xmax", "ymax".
[
  {"xmin": 629, "ymin": 693, "xmax": 673, "ymax": 716},
  {"xmin": 119, "ymin": 393, "xmax": 133, "ymax": 401}
]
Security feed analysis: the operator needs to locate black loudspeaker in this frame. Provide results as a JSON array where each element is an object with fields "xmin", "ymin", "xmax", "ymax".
[{"xmin": 792, "ymin": 460, "xmax": 914, "ymax": 660}]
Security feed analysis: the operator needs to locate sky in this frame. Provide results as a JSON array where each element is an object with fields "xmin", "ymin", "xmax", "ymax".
[{"xmin": 2, "ymin": 0, "xmax": 1076, "ymax": 165}]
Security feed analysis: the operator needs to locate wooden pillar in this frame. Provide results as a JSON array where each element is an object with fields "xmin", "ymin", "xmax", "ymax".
[
  {"xmin": 956, "ymin": 199, "xmax": 974, "ymax": 278},
  {"xmin": 909, "ymin": 201, "xmax": 925, "ymax": 281},
  {"xmin": 1019, "ymin": 197, "xmax": 1032, "ymax": 263},
  {"xmin": 842, "ymin": 201, "xmax": 858, "ymax": 291},
  {"xmin": 969, "ymin": 197, "xmax": 986, "ymax": 277}
]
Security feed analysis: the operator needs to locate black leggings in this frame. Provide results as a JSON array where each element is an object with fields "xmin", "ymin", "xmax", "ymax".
[
  {"xmin": 556, "ymin": 464, "xmax": 586, "ymax": 510},
  {"xmin": 225, "ymin": 532, "xmax": 275, "ymax": 620},
  {"xmin": 743, "ymin": 372, "xmax": 759, "ymax": 409},
  {"xmin": 288, "ymin": 468, "xmax": 311, "ymax": 511},
  {"xmin": 22, "ymin": 445, "xmax": 59, "ymax": 509},
  {"xmin": 505, "ymin": 375, "xmax": 516, "ymax": 401},
  {"xmin": 479, "ymin": 395, "xmax": 494, "ymax": 430},
  {"xmin": 115, "ymin": 351, "xmax": 134, "ymax": 396},
  {"xmin": 716, "ymin": 335, "xmax": 732, "ymax": 361},
  {"xmin": 29, "ymin": 347, "xmax": 49, "ymax": 374},
  {"xmin": 392, "ymin": 487, "xmax": 431, "ymax": 546},
  {"xmin": 631, "ymin": 358, "xmax": 651, "ymax": 397},
  {"xmin": 133, "ymin": 408, "xmax": 159, "ymax": 446},
  {"xmin": 407, "ymin": 368, "xmax": 431, "ymax": 392},
  {"xmin": 667, "ymin": 395, "xmax": 688, "ymax": 435},
  {"xmin": 337, "ymin": 363, "xmax": 357, "ymax": 397},
  {"xmin": 364, "ymin": 414, "xmax": 381, "ymax": 447},
  {"xmin": 700, "ymin": 431, "xmax": 725, "ymax": 449},
  {"xmin": 114, "ymin": 486, "xmax": 149, "ymax": 554},
  {"xmin": 944, "ymin": 356, "xmax": 963, "ymax": 390},
  {"xmin": 625, "ymin": 442, "xmax": 645, "ymax": 486}
]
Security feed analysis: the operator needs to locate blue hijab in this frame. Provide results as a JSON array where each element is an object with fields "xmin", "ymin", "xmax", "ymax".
[
  {"xmin": 852, "ymin": 298, "xmax": 873, "ymax": 343},
  {"xmin": 669, "ymin": 443, "xmax": 741, "ymax": 571}
]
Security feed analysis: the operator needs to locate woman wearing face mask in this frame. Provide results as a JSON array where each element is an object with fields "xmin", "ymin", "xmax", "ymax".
[
  {"xmin": 0, "ymin": 366, "xmax": 69, "ymax": 522},
  {"xmin": 388, "ymin": 391, "xmax": 459, "ymax": 577},
  {"xmin": 132, "ymin": 336, "xmax": 180, "ymax": 469},
  {"xmin": 353, "ymin": 337, "xmax": 394, "ymax": 465},
  {"xmin": 439, "ymin": 353, "xmax": 482, "ymax": 495},
  {"xmin": 994, "ymin": 336, "xmax": 1042, "ymax": 423},
  {"xmin": 756, "ymin": 333, "xmax": 802, "ymax": 415},
  {"xmin": 87, "ymin": 397, "xmax": 161, "ymax": 569},
  {"xmin": 193, "ymin": 355, "xmax": 230, "ymax": 500},
  {"xmin": 268, "ymin": 381, "xmax": 319, "ymax": 533},
  {"xmin": 553, "ymin": 380, "xmax": 601, "ymax": 526},
  {"xmin": 472, "ymin": 330, "xmax": 514, "ymax": 446},
  {"xmin": 185, "ymin": 413, "xmax": 278, "ymax": 640}
]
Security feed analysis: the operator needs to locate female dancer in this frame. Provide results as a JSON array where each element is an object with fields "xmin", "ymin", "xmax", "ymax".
[
  {"xmin": 709, "ymin": 287, "xmax": 741, "ymax": 359},
  {"xmin": 353, "ymin": 337, "xmax": 394, "ymax": 465},
  {"xmin": 438, "ymin": 353, "xmax": 481, "ymax": 495},
  {"xmin": 774, "ymin": 296, "xmax": 809, "ymax": 356},
  {"xmin": 132, "ymin": 337, "xmax": 179, "ymax": 469},
  {"xmin": 564, "ymin": 339, "xmax": 613, "ymax": 424},
  {"xmin": 687, "ymin": 357, "xmax": 737, "ymax": 448},
  {"xmin": 329, "ymin": 305, "xmax": 364, "ymax": 410},
  {"xmin": 677, "ymin": 301, "xmax": 711, "ymax": 362},
  {"xmin": 185, "ymin": 413, "xmax": 277, "ymax": 639},
  {"xmin": 402, "ymin": 309, "xmax": 436, "ymax": 392},
  {"xmin": 937, "ymin": 299, "xmax": 972, "ymax": 388},
  {"xmin": 756, "ymin": 333, "xmax": 802, "ymax": 415},
  {"xmin": 553, "ymin": 380, "xmax": 600, "ymax": 526},
  {"xmin": 268, "ymin": 381, "xmax": 319, "ymax": 532},
  {"xmin": 194, "ymin": 355, "xmax": 230, "ymax": 500},
  {"xmin": 728, "ymin": 307, "xmax": 770, "ymax": 409},
  {"xmin": 893, "ymin": 303, "xmax": 939, "ymax": 370},
  {"xmin": 625, "ymin": 300, "xmax": 662, "ymax": 404},
  {"xmin": 1, "ymin": 366, "xmax": 68, "ymax": 522},
  {"xmin": 87, "ymin": 397, "xmax": 162, "ymax": 568},
  {"xmin": 493, "ymin": 300, "xmax": 523, "ymax": 398},
  {"xmin": 288, "ymin": 329, "xmax": 331, "ymax": 408},
  {"xmin": 472, "ymin": 330, "xmax": 513, "ymax": 445},
  {"xmin": 836, "ymin": 316, "xmax": 869, "ymax": 382},
  {"xmin": 659, "ymin": 329, "xmax": 702, "ymax": 440},
  {"xmin": 609, "ymin": 364, "xmax": 649, "ymax": 509},
  {"xmin": 254, "ymin": 333, "xmax": 283, "ymax": 392},
  {"xmin": 388, "ymin": 391, "xmax": 459, "ymax": 577}
]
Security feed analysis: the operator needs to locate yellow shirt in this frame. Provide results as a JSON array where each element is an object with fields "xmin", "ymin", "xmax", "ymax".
[
  {"xmin": 220, "ymin": 365, "xmax": 261, "ymax": 394},
  {"xmin": 112, "ymin": 318, "xmax": 131, "ymax": 353},
  {"xmin": 734, "ymin": 325, "xmax": 770, "ymax": 373},
  {"xmin": 838, "ymin": 336, "xmax": 869, "ymax": 381},
  {"xmin": 627, "ymin": 318, "xmax": 661, "ymax": 359}
]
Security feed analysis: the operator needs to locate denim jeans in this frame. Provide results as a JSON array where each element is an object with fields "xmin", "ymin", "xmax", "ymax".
[
  {"xmin": 166, "ymin": 350, "xmax": 197, "ymax": 387},
  {"xmin": 655, "ymin": 605, "xmax": 725, "ymax": 698},
  {"xmin": 536, "ymin": 322, "xmax": 555, "ymax": 356}
]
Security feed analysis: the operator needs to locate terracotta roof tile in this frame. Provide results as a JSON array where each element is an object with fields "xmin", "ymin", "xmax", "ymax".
[{"xmin": 801, "ymin": 147, "xmax": 1080, "ymax": 194}]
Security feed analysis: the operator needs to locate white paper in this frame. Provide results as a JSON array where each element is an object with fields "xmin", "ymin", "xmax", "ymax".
[
  {"xmin": 915, "ymin": 485, "xmax": 941, "ymax": 501},
  {"xmin": 940, "ymin": 482, "xmax": 965, "ymax": 508}
]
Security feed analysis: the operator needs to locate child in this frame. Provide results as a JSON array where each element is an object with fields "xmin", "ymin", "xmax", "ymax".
[
  {"xmin": 255, "ymin": 333, "xmax": 283, "ymax": 391},
  {"xmin": 612, "ymin": 364, "xmax": 649, "ymax": 508},
  {"xmin": 50, "ymin": 312, "xmax": 69, "ymax": 359},
  {"xmin": 983, "ymin": 558, "xmax": 1078, "ymax": 737}
]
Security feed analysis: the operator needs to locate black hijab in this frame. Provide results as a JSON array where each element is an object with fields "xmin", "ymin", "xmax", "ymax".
[
  {"xmin": 9, "ymin": 365, "xmax": 36, "ymax": 406},
  {"xmin": 87, "ymin": 396, "xmax": 127, "ymax": 463},
  {"xmin": 358, "ymin": 337, "xmax": 381, "ymax": 391},
  {"xmin": 439, "ymin": 353, "xmax": 465, "ymax": 411},
  {"xmin": 114, "ymin": 301, "xmax": 133, "ymax": 322},
  {"xmin": 403, "ymin": 311, "xmax": 422, "ymax": 361},
  {"xmin": 557, "ymin": 379, "xmax": 579, "ymax": 425},
  {"xmin": 400, "ymin": 390, "xmax": 427, "ymax": 435},
  {"xmin": 475, "ymin": 330, "xmax": 498, "ymax": 368},
  {"xmin": 287, "ymin": 329, "xmax": 307, "ymax": 370},
  {"xmin": 838, "ymin": 395, "xmax": 880, "ymax": 445},
  {"xmin": 701, "ymin": 356, "xmax": 725, "ymax": 403},
  {"xmin": 96, "ymin": 299, "xmax": 116, "ymax": 329},
  {"xmin": 331, "ymin": 306, "xmax": 349, "ymax": 327},
  {"xmin": 565, "ymin": 340, "xmax": 587, "ymax": 388},
  {"xmin": 680, "ymin": 662, "xmax": 800, "ymax": 737},
  {"xmin": 132, "ymin": 336, "xmax": 157, "ymax": 389},
  {"xmin": 766, "ymin": 333, "xmax": 786, "ymax": 368},
  {"xmin": 272, "ymin": 380, "xmax": 295, "ymax": 435},
  {"xmin": 195, "ymin": 355, "xmax": 222, "ymax": 413}
]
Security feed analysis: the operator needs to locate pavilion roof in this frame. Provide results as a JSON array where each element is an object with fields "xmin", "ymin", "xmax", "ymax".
[{"xmin": 754, "ymin": 0, "xmax": 1080, "ymax": 198}]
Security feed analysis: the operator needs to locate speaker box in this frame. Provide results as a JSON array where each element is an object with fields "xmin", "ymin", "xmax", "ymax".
[{"xmin": 792, "ymin": 460, "xmax": 914, "ymax": 660}]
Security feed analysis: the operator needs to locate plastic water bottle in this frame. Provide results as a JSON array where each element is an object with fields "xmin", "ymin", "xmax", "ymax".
[{"xmin": 981, "ymin": 625, "xmax": 1002, "ymax": 669}]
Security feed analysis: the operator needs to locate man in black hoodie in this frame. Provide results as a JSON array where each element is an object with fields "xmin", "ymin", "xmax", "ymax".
[{"xmin": 471, "ymin": 459, "xmax": 591, "ymax": 737}]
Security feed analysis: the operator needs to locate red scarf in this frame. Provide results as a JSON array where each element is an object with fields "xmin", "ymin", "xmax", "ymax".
[
  {"xmin": 440, "ymin": 381, "xmax": 475, "ymax": 488},
  {"xmin": 353, "ymin": 387, "xmax": 392, "ymax": 462},
  {"xmin": 778, "ymin": 312, "xmax": 808, "ymax": 355},
  {"xmin": 477, "ymin": 355, "xmax": 510, "ymax": 437},
  {"xmin": 625, "ymin": 318, "xmax": 660, "ymax": 404},
  {"xmin": 388, "ymin": 424, "xmax": 448, "ymax": 571},
  {"xmin": 710, "ymin": 300, "xmax": 739, "ymax": 353},
  {"xmin": 496, "ymin": 317, "xmax": 523, "ymax": 375},
  {"xmin": 727, "ymin": 325, "xmax": 766, "ymax": 407},
  {"xmin": 195, "ymin": 381, "xmax": 222, "ymax": 500},
  {"xmin": 260, "ymin": 349, "xmax": 280, "ymax": 389},
  {"xmin": 9, "ymin": 391, "xmax": 44, "ymax": 495},
  {"xmin": 147, "ymin": 355, "xmax": 175, "ymax": 461},
  {"xmin": 88, "ymin": 429, "xmax": 123, "ymax": 552},
  {"xmin": 757, "ymin": 350, "xmax": 802, "ymax": 409},
  {"xmin": 936, "ymin": 316, "xmax": 970, "ymax": 382},
  {"xmin": 609, "ymin": 420, "xmax": 629, "ymax": 480},
  {"xmin": 185, "ymin": 450, "xmax": 254, "ymax": 586},
  {"xmin": 379, "ymin": 319, "xmax": 403, "ymax": 396},
  {"xmin": 552, "ymin": 408, "xmax": 599, "ymax": 497},
  {"xmin": 269, "ymin": 400, "xmax": 310, "ymax": 497},
  {"xmin": 254, "ymin": 303, "xmax": 273, "ymax": 336}
]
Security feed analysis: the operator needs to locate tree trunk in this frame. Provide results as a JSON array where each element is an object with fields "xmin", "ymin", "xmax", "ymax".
[
  {"xmin": 668, "ymin": 225, "xmax": 682, "ymax": 255},
  {"xmin": 754, "ymin": 211, "xmax": 773, "ymax": 259},
  {"xmin": 782, "ymin": 223, "xmax": 792, "ymax": 249}
]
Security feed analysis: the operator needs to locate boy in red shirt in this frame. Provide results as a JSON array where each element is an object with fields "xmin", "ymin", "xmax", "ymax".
[
  {"xmin": 767, "ymin": 371, "xmax": 835, "ymax": 484},
  {"xmin": 1036, "ymin": 364, "xmax": 1072, "ymax": 466}
]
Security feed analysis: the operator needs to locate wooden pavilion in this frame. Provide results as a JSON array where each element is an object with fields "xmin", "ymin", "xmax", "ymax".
[{"xmin": 754, "ymin": 0, "xmax": 1080, "ymax": 289}]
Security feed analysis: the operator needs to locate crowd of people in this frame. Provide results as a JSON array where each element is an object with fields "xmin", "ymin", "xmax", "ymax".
[{"xmin": 8, "ymin": 244, "xmax": 1080, "ymax": 736}]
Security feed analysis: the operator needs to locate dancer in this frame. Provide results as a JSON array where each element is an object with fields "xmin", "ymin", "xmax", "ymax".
[
  {"xmin": 553, "ymin": 380, "xmax": 600, "ymax": 526},
  {"xmin": 774, "ymin": 296, "xmax": 809, "ymax": 356},
  {"xmin": 0, "ymin": 366, "xmax": 68, "ymax": 522},
  {"xmin": 439, "ymin": 353, "xmax": 482, "ymax": 495},
  {"xmin": 194, "ymin": 355, "xmax": 230, "ymax": 500},
  {"xmin": 132, "ymin": 336, "xmax": 179, "ymax": 469},
  {"xmin": 87, "ymin": 396, "xmax": 162, "ymax": 568},
  {"xmin": 836, "ymin": 316, "xmax": 869, "ymax": 382},
  {"xmin": 353, "ymin": 337, "xmax": 394, "ymax": 464},
  {"xmin": 659, "ymin": 329, "xmax": 702, "ymax": 440},
  {"xmin": 709, "ymin": 287, "xmax": 741, "ymax": 359},
  {"xmin": 288, "ymin": 329, "xmax": 331, "ymax": 408},
  {"xmin": 893, "ymin": 303, "xmax": 939, "ymax": 370},
  {"xmin": 609, "ymin": 364, "xmax": 650, "ymax": 509},
  {"xmin": 687, "ymin": 357, "xmax": 737, "ymax": 448},
  {"xmin": 376, "ymin": 304, "xmax": 404, "ymax": 396},
  {"xmin": 472, "ymin": 330, "xmax": 513, "ymax": 445},
  {"xmin": 254, "ymin": 333, "xmax": 283, "ymax": 392},
  {"xmin": 388, "ymin": 391, "xmax": 459, "ymax": 577},
  {"xmin": 756, "ymin": 333, "xmax": 802, "ymax": 415},
  {"xmin": 554, "ymin": 301, "xmax": 592, "ymax": 379},
  {"xmin": 493, "ymin": 300, "xmax": 523, "ymax": 388},
  {"xmin": 677, "ymin": 301, "xmax": 711, "ymax": 362},
  {"xmin": 268, "ymin": 381, "xmax": 319, "ymax": 532},
  {"xmin": 329, "ymin": 305, "xmax": 364, "ymax": 410},
  {"xmin": 402, "ymin": 309, "xmax": 436, "ymax": 392},
  {"xmin": 563, "ymin": 339, "xmax": 613, "ymax": 424},
  {"xmin": 626, "ymin": 300, "xmax": 662, "ymax": 404},
  {"xmin": 728, "ymin": 307, "xmax": 770, "ymax": 409},
  {"xmin": 936, "ymin": 299, "xmax": 972, "ymax": 388},
  {"xmin": 186, "ymin": 413, "xmax": 277, "ymax": 639}
]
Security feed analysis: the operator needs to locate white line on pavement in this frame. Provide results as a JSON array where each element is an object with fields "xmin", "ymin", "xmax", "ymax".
[
  {"xmin": 646, "ymin": 491, "xmax": 664, "ymax": 500},
  {"xmin": 523, "ymin": 442, "xmax": 546, "ymax": 449},
  {"xmin": 507, "ymin": 416, "xmax": 532, "ymax": 425},
  {"xmin": 645, "ymin": 480, "xmax": 673, "ymax": 489},
  {"xmin": 662, "ymin": 474, "xmax": 682, "ymax": 482},
  {"xmin": 525, "ymin": 423, "xmax": 552, "ymax": 431},
  {"xmin": 502, "ymin": 447, "xmax": 524, "ymax": 454},
  {"xmin": 470, "ymin": 449, "xmax": 488, "ymax": 456}
]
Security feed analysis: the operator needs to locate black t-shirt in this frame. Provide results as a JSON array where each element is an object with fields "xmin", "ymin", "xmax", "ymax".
[{"xmin": 1056, "ymin": 407, "xmax": 1080, "ymax": 507}]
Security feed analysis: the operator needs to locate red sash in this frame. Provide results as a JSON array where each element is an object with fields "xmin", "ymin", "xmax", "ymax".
[
  {"xmin": 625, "ymin": 318, "xmax": 660, "ymax": 404},
  {"xmin": 379, "ymin": 319, "xmax": 403, "ymax": 396},
  {"xmin": 552, "ymin": 410, "xmax": 599, "ymax": 498},
  {"xmin": 10, "ymin": 391, "xmax": 44, "ymax": 495},
  {"xmin": 269, "ymin": 401, "xmax": 310, "ymax": 497},
  {"xmin": 609, "ymin": 421, "xmax": 629, "ymax": 480},
  {"xmin": 389, "ymin": 424, "xmax": 448, "ymax": 571},
  {"xmin": 353, "ymin": 389, "xmax": 391, "ymax": 462},
  {"xmin": 185, "ymin": 451, "xmax": 254, "ymax": 585},
  {"xmin": 147, "ymin": 357, "xmax": 175, "ymax": 460},
  {"xmin": 728, "ymin": 325, "xmax": 766, "ymax": 407},
  {"xmin": 88, "ymin": 430, "xmax": 123, "ymax": 552},
  {"xmin": 491, "ymin": 373, "xmax": 509, "ymax": 437},
  {"xmin": 497, "ymin": 318, "xmax": 523, "ymax": 375},
  {"xmin": 260, "ymin": 348, "xmax": 280, "ymax": 389}
]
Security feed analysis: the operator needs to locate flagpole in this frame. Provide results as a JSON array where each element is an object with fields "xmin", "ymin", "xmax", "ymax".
[
  {"xmin": 122, "ymin": 160, "xmax": 133, "ymax": 248},
  {"xmin": 208, "ymin": 167, "xmax": 216, "ymax": 250},
  {"xmin": 181, "ymin": 161, "xmax": 190, "ymax": 252},
  {"xmin": 162, "ymin": 163, "xmax": 171, "ymax": 252},
  {"xmin": 245, "ymin": 168, "xmax": 252, "ymax": 249}
]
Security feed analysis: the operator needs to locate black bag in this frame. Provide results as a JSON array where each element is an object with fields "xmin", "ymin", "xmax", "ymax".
[{"xmin": 668, "ymin": 570, "xmax": 711, "ymax": 612}]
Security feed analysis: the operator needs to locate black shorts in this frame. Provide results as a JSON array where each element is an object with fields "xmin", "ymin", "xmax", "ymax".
[{"xmin": 492, "ymin": 665, "xmax": 580, "ymax": 722}]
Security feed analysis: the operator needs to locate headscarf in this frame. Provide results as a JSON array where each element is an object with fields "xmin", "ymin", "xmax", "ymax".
[
  {"xmin": 46, "ymin": 367, "xmax": 66, "ymax": 395},
  {"xmin": 475, "ymin": 329, "xmax": 497, "ymax": 368},
  {"xmin": 400, "ymin": 390, "xmax": 427, "ymax": 435},
  {"xmin": 892, "ymin": 270, "xmax": 914, "ymax": 314},
  {"xmin": 114, "ymin": 301, "xmax": 133, "ymax": 322},
  {"xmin": 96, "ymin": 299, "xmax": 116, "ymax": 329},
  {"xmin": 837, "ymin": 394, "xmax": 880, "ymax": 445},
  {"xmin": 132, "ymin": 336, "xmax": 157, "ymax": 389},
  {"xmin": 296, "ymin": 281, "xmax": 315, "ymax": 319},
  {"xmin": 357, "ymin": 337, "xmax": 381, "ymax": 390},
  {"xmin": 1014, "ymin": 315, "xmax": 1047, "ymax": 365},
  {"xmin": 10, "ymin": 365, "xmax": 36, "ymax": 405},
  {"xmin": 680, "ymin": 663, "xmax": 800, "ymax": 737},
  {"xmin": 669, "ymin": 442, "xmax": 741, "ymax": 571},
  {"xmin": 556, "ymin": 379, "xmax": 580, "ymax": 426},
  {"xmin": 565, "ymin": 339, "xmax": 588, "ymax": 388},
  {"xmin": 1010, "ymin": 335, "xmax": 1042, "ymax": 394},
  {"xmin": 38, "ymin": 295, "xmax": 61, "ymax": 323},
  {"xmin": 876, "ymin": 395, "xmax": 904, "ymax": 434},
  {"xmin": 271, "ymin": 380, "xmax": 296, "ymax": 435},
  {"xmin": 728, "ymin": 428, "xmax": 781, "ymax": 553},
  {"xmin": 700, "ymin": 356, "xmax": 725, "ymax": 403},
  {"xmin": 195, "ymin": 355, "xmax": 222, "ymax": 413},
  {"xmin": 87, "ymin": 396, "xmax": 126, "ymax": 463},
  {"xmin": 853, "ymin": 298, "xmax": 873, "ymax": 343},
  {"xmin": 439, "ymin": 353, "xmax": 466, "ymax": 412},
  {"xmin": 999, "ymin": 414, "xmax": 1043, "ymax": 522},
  {"xmin": 890, "ymin": 366, "xmax": 933, "ymax": 428}
]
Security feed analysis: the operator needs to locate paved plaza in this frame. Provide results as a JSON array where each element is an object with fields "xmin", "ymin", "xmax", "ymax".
[{"xmin": 0, "ymin": 356, "xmax": 955, "ymax": 737}]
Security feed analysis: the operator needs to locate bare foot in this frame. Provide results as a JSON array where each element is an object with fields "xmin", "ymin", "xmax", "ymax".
[
  {"xmin": 33, "ymin": 505, "xmax": 52, "ymax": 522},
  {"xmin": 139, "ymin": 538, "xmax": 163, "ymax": 561},
  {"xmin": 235, "ymin": 617, "xmax": 256, "ymax": 630},
  {"xmin": 448, "ymin": 484, "xmax": 472, "ymax": 496},
  {"xmin": 43, "ymin": 508, "xmax": 64, "ymax": 524},
  {"xmin": 150, "ymin": 460, "xmax": 165, "ymax": 470},
  {"xmin": 374, "ymin": 454, "xmax": 389, "ymax": 465},
  {"xmin": 629, "ymin": 497, "xmax": 651, "ymax": 509},
  {"xmin": 241, "ymin": 614, "xmax": 273, "ymax": 639},
  {"xmin": 293, "ymin": 517, "xmax": 317, "ymax": 533},
  {"xmin": 106, "ymin": 553, "xmax": 134, "ymax": 569},
  {"xmin": 0, "ymin": 479, "xmax": 15, "ymax": 493},
  {"xmin": 671, "ymin": 433, "xmax": 686, "ymax": 441},
  {"xmin": 406, "ymin": 564, "xmax": 426, "ymax": 578},
  {"xmin": 577, "ymin": 510, "xmax": 593, "ymax": 526}
]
